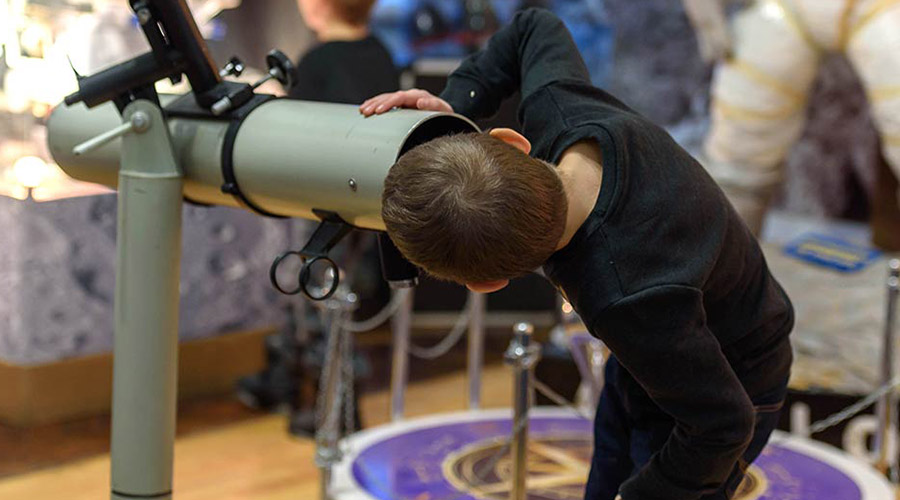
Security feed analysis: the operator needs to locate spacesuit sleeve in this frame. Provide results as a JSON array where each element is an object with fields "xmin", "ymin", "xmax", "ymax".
[
  {"xmin": 599, "ymin": 285, "xmax": 756, "ymax": 500},
  {"xmin": 439, "ymin": 8, "xmax": 591, "ymax": 120}
]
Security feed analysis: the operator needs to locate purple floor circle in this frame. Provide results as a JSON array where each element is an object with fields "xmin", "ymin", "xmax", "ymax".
[{"xmin": 337, "ymin": 409, "xmax": 891, "ymax": 500}]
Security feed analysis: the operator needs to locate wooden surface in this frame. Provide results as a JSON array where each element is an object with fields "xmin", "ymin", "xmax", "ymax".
[
  {"xmin": 0, "ymin": 364, "xmax": 513, "ymax": 499},
  {"xmin": 0, "ymin": 395, "xmax": 262, "ymax": 479},
  {"xmin": 0, "ymin": 327, "xmax": 271, "ymax": 427}
]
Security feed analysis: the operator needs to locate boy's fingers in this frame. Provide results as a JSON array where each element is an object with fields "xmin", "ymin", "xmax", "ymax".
[
  {"xmin": 360, "ymin": 90, "xmax": 437, "ymax": 116},
  {"xmin": 417, "ymin": 96, "xmax": 452, "ymax": 112},
  {"xmin": 362, "ymin": 98, "xmax": 392, "ymax": 116},
  {"xmin": 360, "ymin": 94, "xmax": 385, "ymax": 110},
  {"xmin": 416, "ymin": 97, "xmax": 439, "ymax": 110},
  {"xmin": 360, "ymin": 92, "xmax": 396, "ymax": 114},
  {"xmin": 375, "ymin": 94, "xmax": 412, "ymax": 113}
]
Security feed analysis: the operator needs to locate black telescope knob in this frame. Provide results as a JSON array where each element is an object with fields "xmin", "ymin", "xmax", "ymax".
[
  {"xmin": 265, "ymin": 50, "xmax": 295, "ymax": 89},
  {"xmin": 220, "ymin": 56, "xmax": 245, "ymax": 78}
]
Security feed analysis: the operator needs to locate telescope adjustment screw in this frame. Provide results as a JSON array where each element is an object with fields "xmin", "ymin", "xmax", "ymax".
[
  {"xmin": 73, "ymin": 111, "xmax": 151, "ymax": 156},
  {"xmin": 212, "ymin": 50, "xmax": 294, "ymax": 115},
  {"xmin": 134, "ymin": 2, "xmax": 152, "ymax": 25},
  {"xmin": 219, "ymin": 57, "xmax": 245, "ymax": 78}
]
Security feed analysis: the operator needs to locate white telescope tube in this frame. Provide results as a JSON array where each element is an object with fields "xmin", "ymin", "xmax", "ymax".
[{"xmin": 47, "ymin": 97, "xmax": 479, "ymax": 229}]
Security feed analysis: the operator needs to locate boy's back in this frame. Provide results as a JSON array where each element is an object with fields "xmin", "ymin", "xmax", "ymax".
[{"xmin": 370, "ymin": 8, "xmax": 793, "ymax": 499}]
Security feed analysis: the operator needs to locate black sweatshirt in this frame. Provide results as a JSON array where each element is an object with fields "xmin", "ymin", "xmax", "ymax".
[
  {"xmin": 440, "ymin": 9, "xmax": 794, "ymax": 500},
  {"xmin": 289, "ymin": 36, "xmax": 399, "ymax": 104}
]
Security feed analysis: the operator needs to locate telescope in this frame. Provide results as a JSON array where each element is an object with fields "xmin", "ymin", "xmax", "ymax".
[
  {"xmin": 49, "ymin": 97, "xmax": 478, "ymax": 296},
  {"xmin": 45, "ymin": 1, "xmax": 477, "ymax": 498}
]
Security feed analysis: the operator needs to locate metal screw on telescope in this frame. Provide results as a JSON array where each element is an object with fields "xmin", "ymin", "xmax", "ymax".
[
  {"xmin": 505, "ymin": 322, "xmax": 541, "ymax": 500},
  {"xmin": 72, "ymin": 111, "xmax": 151, "ymax": 156},
  {"xmin": 218, "ymin": 56, "xmax": 245, "ymax": 78}
]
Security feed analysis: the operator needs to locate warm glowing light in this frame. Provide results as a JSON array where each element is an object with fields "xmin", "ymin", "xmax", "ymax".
[
  {"xmin": 761, "ymin": 0, "xmax": 786, "ymax": 21},
  {"xmin": 12, "ymin": 156, "xmax": 51, "ymax": 188},
  {"xmin": 561, "ymin": 302, "xmax": 574, "ymax": 314}
]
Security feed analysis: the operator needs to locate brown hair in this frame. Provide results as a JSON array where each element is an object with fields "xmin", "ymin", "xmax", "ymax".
[
  {"xmin": 331, "ymin": 0, "xmax": 377, "ymax": 25},
  {"xmin": 382, "ymin": 133, "xmax": 567, "ymax": 284}
]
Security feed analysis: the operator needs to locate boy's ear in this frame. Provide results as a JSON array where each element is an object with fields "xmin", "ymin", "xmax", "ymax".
[
  {"xmin": 489, "ymin": 128, "xmax": 531, "ymax": 155},
  {"xmin": 466, "ymin": 280, "xmax": 510, "ymax": 294}
]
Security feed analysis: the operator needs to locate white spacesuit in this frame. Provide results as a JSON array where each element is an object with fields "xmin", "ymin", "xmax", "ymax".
[{"xmin": 683, "ymin": 0, "xmax": 900, "ymax": 234}]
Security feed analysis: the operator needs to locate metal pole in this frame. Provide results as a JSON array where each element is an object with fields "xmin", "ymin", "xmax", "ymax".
[
  {"xmin": 314, "ymin": 288, "xmax": 358, "ymax": 500},
  {"xmin": 505, "ymin": 322, "xmax": 540, "ymax": 500},
  {"xmin": 390, "ymin": 289, "xmax": 414, "ymax": 421},
  {"xmin": 875, "ymin": 259, "xmax": 900, "ymax": 475},
  {"xmin": 107, "ymin": 101, "xmax": 183, "ymax": 500},
  {"xmin": 316, "ymin": 305, "xmax": 343, "ymax": 500},
  {"xmin": 467, "ymin": 291, "xmax": 486, "ymax": 409}
]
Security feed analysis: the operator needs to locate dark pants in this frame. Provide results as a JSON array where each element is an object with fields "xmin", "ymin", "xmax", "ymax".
[{"xmin": 584, "ymin": 356, "xmax": 787, "ymax": 500}]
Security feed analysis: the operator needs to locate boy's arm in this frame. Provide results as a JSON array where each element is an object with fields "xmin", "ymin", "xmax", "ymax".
[
  {"xmin": 599, "ymin": 285, "xmax": 755, "ymax": 500},
  {"xmin": 439, "ymin": 8, "xmax": 591, "ymax": 120}
]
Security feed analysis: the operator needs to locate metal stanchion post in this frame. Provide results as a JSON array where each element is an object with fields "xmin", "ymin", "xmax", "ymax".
[
  {"xmin": 875, "ymin": 259, "xmax": 900, "ymax": 477},
  {"xmin": 468, "ymin": 291, "xmax": 486, "ymax": 409},
  {"xmin": 314, "ymin": 287, "xmax": 358, "ymax": 500},
  {"xmin": 390, "ymin": 289, "xmax": 414, "ymax": 421},
  {"xmin": 505, "ymin": 322, "xmax": 540, "ymax": 500}
]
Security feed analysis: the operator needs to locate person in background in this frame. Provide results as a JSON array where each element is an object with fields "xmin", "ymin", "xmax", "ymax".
[{"xmin": 290, "ymin": 0, "xmax": 399, "ymax": 103}]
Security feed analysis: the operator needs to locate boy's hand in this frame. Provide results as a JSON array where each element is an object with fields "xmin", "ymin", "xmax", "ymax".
[{"xmin": 360, "ymin": 89, "xmax": 453, "ymax": 117}]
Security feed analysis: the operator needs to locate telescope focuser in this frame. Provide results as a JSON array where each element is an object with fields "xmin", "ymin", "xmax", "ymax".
[
  {"xmin": 219, "ymin": 56, "xmax": 246, "ymax": 78},
  {"xmin": 211, "ymin": 50, "xmax": 295, "ymax": 116}
]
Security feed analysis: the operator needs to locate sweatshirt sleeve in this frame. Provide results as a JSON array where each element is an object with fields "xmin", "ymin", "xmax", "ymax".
[
  {"xmin": 439, "ymin": 8, "xmax": 591, "ymax": 120},
  {"xmin": 597, "ymin": 285, "xmax": 755, "ymax": 500}
]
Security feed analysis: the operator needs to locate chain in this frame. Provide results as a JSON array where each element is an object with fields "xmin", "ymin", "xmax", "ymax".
[
  {"xmin": 531, "ymin": 375, "xmax": 593, "ymax": 420},
  {"xmin": 408, "ymin": 294, "xmax": 474, "ymax": 360},
  {"xmin": 809, "ymin": 377, "xmax": 900, "ymax": 434},
  {"xmin": 342, "ymin": 288, "xmax": 411, "ymax": 332},
  {"xmin": 337, "ymin": 286, "xmax": 475, "ymax": 360}
]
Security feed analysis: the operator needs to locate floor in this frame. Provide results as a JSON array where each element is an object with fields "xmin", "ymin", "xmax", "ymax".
[
  {"xmin": 0, "ymin": 364, "xmax": 514, "ymax": 499},
  {"xmin": 0, "ymin": 328, "xmax": 513, "ymax": 479}
]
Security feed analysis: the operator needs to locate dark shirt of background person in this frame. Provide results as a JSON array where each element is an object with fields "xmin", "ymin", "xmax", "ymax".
[{"xmin": 289, "ymin": 36, "xmax": 399, "ymax": 103}]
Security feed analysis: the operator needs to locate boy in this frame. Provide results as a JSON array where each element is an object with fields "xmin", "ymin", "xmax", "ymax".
[{"xmin": 361, "ymin": 8, "xmax": 793, "ymax": 500}]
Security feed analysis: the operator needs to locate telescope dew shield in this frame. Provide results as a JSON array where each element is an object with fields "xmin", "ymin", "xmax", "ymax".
[{"xmin": 47, "ymin": 99, "xmax": 479, "ymax": 230}]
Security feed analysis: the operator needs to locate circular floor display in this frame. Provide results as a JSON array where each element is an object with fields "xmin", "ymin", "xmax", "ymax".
[{"xmin": 331, "ymin": 408, "xmax": 893, "ymax": 500}]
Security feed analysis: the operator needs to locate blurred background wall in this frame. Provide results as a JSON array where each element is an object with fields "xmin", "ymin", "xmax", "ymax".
[{"xmin": 0, "ymin": 0, "xmax": 889, "ymax": 366}]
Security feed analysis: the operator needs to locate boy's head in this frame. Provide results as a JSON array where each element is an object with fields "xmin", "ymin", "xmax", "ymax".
[
  {"xmin": 382, "ymin": 129, "xmax": 568, "ymax": 290},
  {"xmin": 298, "ymin": 0, "xmax": 376, "ymax": 33}
]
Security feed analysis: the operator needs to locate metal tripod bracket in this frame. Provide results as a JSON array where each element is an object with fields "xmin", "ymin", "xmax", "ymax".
[{"xmin": 75, "ymin": 99, "xmax": 184, "ymax": 500}]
